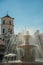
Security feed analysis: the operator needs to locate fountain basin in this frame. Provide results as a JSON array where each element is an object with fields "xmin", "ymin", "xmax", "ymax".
[{"xmin": 2, "ymin": 61, "xmax": 43, "ymax": 65}]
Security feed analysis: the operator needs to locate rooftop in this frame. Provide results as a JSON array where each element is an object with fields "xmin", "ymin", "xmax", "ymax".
[{"xmin": 1, "ymin": 14, "xmax": 14, "ymax": 19}]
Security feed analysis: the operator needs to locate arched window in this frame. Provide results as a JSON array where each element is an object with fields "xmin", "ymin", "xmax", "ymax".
[{"xmin": 3, "ymin": 20, "xmax": 5, "ymax": 24}]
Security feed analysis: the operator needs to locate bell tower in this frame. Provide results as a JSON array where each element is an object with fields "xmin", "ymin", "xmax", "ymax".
[
  {"xmin": 1, "ymin": 14, "xmax": 14, "ymax": 35},
  {"xmin": 1, "ymin": 14, "xmax": 14, "ymax": 47}
]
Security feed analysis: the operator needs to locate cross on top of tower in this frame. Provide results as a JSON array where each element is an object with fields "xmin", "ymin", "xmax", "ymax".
[{"xmin": 1, "ymin": 13, "xmax": 14, "ymax": 19}]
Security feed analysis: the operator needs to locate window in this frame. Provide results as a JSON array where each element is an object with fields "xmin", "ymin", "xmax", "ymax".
[
  {"xmin": 5, "ymin": 20, "xmax": 9, "ymax": 24},
  {"xmin": 9, "ymin": 21, "xmax": 11, "ymax": 24},
  {"xmin": 8, "ymin": 28, "xmax": 12, "ymax": 34},
  {"xmin": 3, "ymin": 20, "xmax": 5, "ymax": 24},
  {"xmin": 3, "ymin": 29, "xmax": 5, "ymax": 33},
  {"xmin": 14, "ymin": 56, "xmax": 16, "ymax": 60}
]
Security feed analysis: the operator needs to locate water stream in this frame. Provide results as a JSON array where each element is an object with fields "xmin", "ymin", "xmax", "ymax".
[{"xmin": 2, "ymin": 31, "xmax": 43, "ymax": 62}]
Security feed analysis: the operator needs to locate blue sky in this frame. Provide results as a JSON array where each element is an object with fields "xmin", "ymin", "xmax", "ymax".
[{"xmin": 0, "ymin": 0, "xmax": 43, "ymax": 34}]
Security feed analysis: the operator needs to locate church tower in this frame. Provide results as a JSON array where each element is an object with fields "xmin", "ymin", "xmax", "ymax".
[
  {"xmin": 1, "ymin": 14, "xmax": 14, "ymax": 47},
  {"xmin": 1, "ymin": 14, "xmax": 14, "ymax": 35}
]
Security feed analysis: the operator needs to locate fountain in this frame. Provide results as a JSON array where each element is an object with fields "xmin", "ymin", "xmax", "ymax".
[
  {"xmin": 18, "ymin": 31, "xmax": 36, "ymax": 62},
  {"xmin": 2, "ymin": 31, "xmax": 43, "ymax": 65}
]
